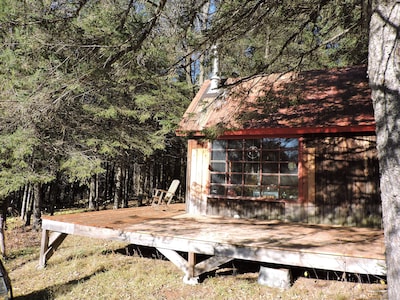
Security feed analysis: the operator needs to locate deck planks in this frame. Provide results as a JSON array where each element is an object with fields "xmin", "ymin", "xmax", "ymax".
[{"xmin": 40, "ymin": 204, "xmax": 386, "ymax": 277}]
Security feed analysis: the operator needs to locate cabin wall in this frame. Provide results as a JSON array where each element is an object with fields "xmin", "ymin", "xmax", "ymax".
[
  {"xmin": 304, "ymin": 135, "xmax": 381, "ymax": 227},
  {"xmin": 186, "ymin": 139, "xmax": 210, "ymax": 214},
  {"xmin": 186, "ymin": 135, "xmax": 381, "ymax": 228}
]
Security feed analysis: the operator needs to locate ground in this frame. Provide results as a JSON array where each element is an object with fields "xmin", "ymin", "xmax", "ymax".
[{"xmin": 3, "ymin": 216, "xmax": 388, "ymax": 300}]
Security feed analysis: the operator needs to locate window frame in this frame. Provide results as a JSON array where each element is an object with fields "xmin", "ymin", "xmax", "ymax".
[{"xmin": 209, "ymin": 138, "xmax": 300, "ymax": 201}]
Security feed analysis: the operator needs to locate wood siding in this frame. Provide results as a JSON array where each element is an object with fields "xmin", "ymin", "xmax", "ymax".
[
  {"xmin": 186, "ymin": 135, "xmax": 381, "ymax": 228},
  {"xmin": 306, "ymin": 135, "xmax": 381, "ymax": 228},
  {"xmin": 186, "ymin": 140, "xmax": 210, "ymax": 214}
]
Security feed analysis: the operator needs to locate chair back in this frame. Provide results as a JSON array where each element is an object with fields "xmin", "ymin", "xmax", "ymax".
[{"xmin": 167, "ymin": 179, "xmax": 180, "ymax": 195}]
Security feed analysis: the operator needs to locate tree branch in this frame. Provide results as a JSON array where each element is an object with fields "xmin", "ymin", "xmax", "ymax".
[{"xmin": 103, "ymin": 0, "xmax": 168, "ymax": 69}]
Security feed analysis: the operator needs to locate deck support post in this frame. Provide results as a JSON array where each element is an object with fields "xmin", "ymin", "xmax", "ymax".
[
  {"xmin": 38, "ymin": 230, "xmax": 67, "ymax": 268},
  {"xmin": 188, "ymin": 252, "xmax": 195, "ymax": 278},
  {"xmin": 156, "ymin": 248, "xmax": 232, "ymax": 285},
  {"xmin": 183, "ymin": 252, "xmax": 199, "ymax": 285},
  {"xmin": 38, "ymin": 229, "xmax": 49, "ymax": 269}
]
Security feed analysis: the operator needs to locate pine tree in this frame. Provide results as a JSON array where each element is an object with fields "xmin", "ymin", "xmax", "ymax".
[{"xmin": 0, "ymin": 0, "xmax": 191, "ymax": 201}]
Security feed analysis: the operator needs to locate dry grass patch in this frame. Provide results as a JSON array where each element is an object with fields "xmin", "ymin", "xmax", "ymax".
[{"xmin": 3, "ymin": 216, "xmax": 387, "ymax": 300}]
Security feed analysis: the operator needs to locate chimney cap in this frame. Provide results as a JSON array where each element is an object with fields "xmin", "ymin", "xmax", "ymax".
[{"xmin": 208, "ymin": 44, "xmax": 220, "ymax": 93}]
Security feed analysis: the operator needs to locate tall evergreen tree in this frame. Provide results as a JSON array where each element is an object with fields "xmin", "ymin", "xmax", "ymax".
[
  {"xmin": 203, "ymin": 0, "xmax": 370, "ymax": 77},
  {"xmin": 0, "ymin": 0, "xmax": 191, "ymax": 201}
]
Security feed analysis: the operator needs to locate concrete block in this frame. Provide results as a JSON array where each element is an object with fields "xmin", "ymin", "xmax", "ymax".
[
  {"xmin": 182, "ymin": 275, "xmax": 199, "ymax": 285},
  {"xmin": 258, "ymin": 266, "xmax": 292, "ymax": 289}
]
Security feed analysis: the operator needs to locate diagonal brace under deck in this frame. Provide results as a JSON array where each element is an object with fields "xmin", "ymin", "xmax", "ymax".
[
  {"xmin": 39, "ymin": 230, "xmax": 68, "ymax": 268},
  {"xmin": 156, "ymin": 248, "xmax": 232, "ymax": 284}
]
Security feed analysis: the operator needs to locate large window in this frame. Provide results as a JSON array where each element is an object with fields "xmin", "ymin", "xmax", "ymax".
[{"xmin": 210, "ymin": 138, "xmax": 299, "ymax": 200}]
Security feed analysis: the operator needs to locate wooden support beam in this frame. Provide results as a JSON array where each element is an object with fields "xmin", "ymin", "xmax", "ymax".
[
  {"xmin": 188, "ymin": 252, "xmax": 196, "ymax": 278},
  {"xmin": 156, "ymin": 248, "xmax": 200, "ymax": 284},
  {"xmin": 156, "ymin": 248, "xmax": 189, "ymax": 274},
  {"xmin": 38, "ymin": 230, "xmax": 67, "ymax": 268},
  {"xmin": 156, "ymin": 248, "xmax": 232, "ymax": 284},
  {"xmin": 38, "ymin": 229, "xmax": 49, "ymax": 269},
  {"xmin": 193, "ymin": 256, "xmax": 233, "ymax": 277}
]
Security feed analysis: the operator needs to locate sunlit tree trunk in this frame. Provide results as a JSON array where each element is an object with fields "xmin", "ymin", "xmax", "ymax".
[
  {"xmin": 32, "ymin": 183, "xmax": 42, "ymax": 231},
  {"xmin": 23, "ymin": 185, "xmax": 34, "ymax": 226},
  {"xmin": 368, "ymin": 2, "xmax": 400, "ymax": 298},
  {"xmin": 122, "ymin": 168, "xmax": 129, "ymax": 208},
  {"xmin": 20, "ymin": 184, "xmax": 30, "ymax": 221},
  {"xmin": 0, "ymin": 198, "xmax": 7, "ymax": 257},
  {"xmin": 88, "ymin": 174, "xmax": 97, "ymax": 210},
  {"xmin": 113, "ymin": 166, "xmax": 123, "ymax": 209}
]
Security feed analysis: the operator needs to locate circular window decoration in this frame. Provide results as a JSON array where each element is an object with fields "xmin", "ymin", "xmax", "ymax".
[
  {"xmin": 288, "ymin": 161, "xmax": 297, "ymax": 171},
  {"xmin": 247, "ymin": 146, "xmax": 260, "ymax": 160}
]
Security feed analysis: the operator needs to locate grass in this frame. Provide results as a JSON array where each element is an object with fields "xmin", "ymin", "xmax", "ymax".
[{"xmin": 3, "ymin": 216, "xmax": 388, "ymax": 300}]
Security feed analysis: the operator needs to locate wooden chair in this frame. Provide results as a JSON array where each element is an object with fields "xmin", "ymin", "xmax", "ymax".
[{"xmin": 151, "ymin": 179, "xmax": 180, "ymax": 206}]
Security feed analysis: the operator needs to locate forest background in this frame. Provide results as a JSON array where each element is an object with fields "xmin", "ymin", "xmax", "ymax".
[
  {"xmin": 0, "ymin": 0, "xmax": 399, "ymax": 297},
  {"xmin": 0, "ymin": 0, "xmax": 369, "ymax": 228}
]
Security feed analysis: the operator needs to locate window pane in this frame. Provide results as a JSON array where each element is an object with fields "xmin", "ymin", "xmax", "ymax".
[
  {"xmin": 262, "ymin": 138, "xmax": 281, "ymax": 149},
  {"xmin": 228, "ymin": 140, "xmax": 243, "ymax": 149},
  {"xmin": 227, "ymin": 186, "xmax": 240, "ymax": 196},
  {"xmin": 228, "ymin": 150, "xmax": 243, "ymax": 161},
  {"xmin": 233, "ymin": 186, "xmax": 243, "ymax": 196},
  {"xmin": 282, "ymin": 150, "xmax": 298, "ymax": 161},
  {"xmin": 211, "ymin": 162, "xmax": 226, "ymax": 172},
  {"xmin": 262, "ymin": 163, "xmax": 278, "ymax": 173},
  {"xmin": 231, "ymin": 162, "xmax": 243, "ymax": 173},
  {"xmin": 281, "ymin": 162, "xmax": 298, "ymax": 174},
  {"xmin": 281, "ymin": 175, "xmax": 298, "ymax": 186},
  {"xmin": 280, "ymin": 188, "xmax": 298, "ymax": 200},
  {"xmin": 246, "ymin": 147, "xmax": 260, "ymax": 160},
  {"xmin": 245, "ymin": 139, "xmax": 260, "ymax": 149},
  {"xmin": 211, "ymin": 150, "xmax": 225, "ymax": 160},
  {"xmin": 244, "ymin": 174, "xmax": 259, "ymax": 185},
  {"xmin": 262, "ymin": 150, "xmax": 278, "ymax": 161},
  {"xmin": 210, "ymin": 185, "xmax": 225, "ymax": 195},
  {"xmin": 212, "ymin": 140, "xmax": 226, "ymax": 150},
  {"xmin": 245, "ymin": 163, "xmax": 259, "ymax": 173},
  {"xmin": 243, "ymin": 186, "xmax": 260, "ymax": 197},
  {"xmin": 262, "ymin": 175, "xmax": 278, "ymax": 185},
  {"xmin": 231, "ymin": 174, "xmax": 242, "ymax": 184},
  {"xmin": 211, "ymin": 174, "xmax": 226, "ymax": 183},
  {"xmin": 261, "ymin": 188, "xmax": 279, "ymax": 199},
  {"xmin": 280, "ymin": 138, "xmax": 298, "ymax": 149}
]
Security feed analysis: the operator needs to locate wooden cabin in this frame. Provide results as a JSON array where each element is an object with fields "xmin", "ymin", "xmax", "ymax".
[{"xmin": 177, "ymin": 66, "xmax": 381, "ymax": 228}]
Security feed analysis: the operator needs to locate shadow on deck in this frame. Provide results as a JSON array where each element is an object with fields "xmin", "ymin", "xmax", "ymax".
[{"xmin": 38, "ymin": 204, "xmax": 386, "ymax": 286}]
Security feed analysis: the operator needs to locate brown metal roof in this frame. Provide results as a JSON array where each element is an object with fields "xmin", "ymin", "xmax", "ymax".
[{"xmin": 177, "ymin": 65, "xmax": 375, "ymax": 137}]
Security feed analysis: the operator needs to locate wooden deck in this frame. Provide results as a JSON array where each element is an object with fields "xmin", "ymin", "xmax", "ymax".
[{"xmin": 39, "ymin": 204, "xmax": 386, "ymax": 284}]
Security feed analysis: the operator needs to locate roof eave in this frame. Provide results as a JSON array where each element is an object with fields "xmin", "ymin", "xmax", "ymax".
[{"xmin": 177, "ymin": 125, "xmax": 376, "ymax": 139}]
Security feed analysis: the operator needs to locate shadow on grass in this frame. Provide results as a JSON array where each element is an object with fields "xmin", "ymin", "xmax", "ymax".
[
  {"xmin": 115, "ymin": 244, "xmax": 168, "ymax": 260},
  {"xmin": 116, "ymin": 245, "xmax": 387, "ymax": 286},
  {"xmin": 13, "ymin": 273, "xmax": 97, "ymax": 300}
]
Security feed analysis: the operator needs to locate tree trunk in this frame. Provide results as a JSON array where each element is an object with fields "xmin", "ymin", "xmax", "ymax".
[
  {"xmin": 49, "ymin": 178, "xmax": 60, "ymax": 216},
  {"xmin": 107, "ymin": 162, "xmax": 115, "ymax": 204},
  {"xmin": 122, "ymin": 168, "xmax": 129, "ymax": 208},
  {"xmin": 20, "ymin": 184, "xmax": 30, "ymax": 221},
  {"xmin": 133, "ymin": 162, "xmax": 144, "ymax": 205},
  {"xmin": 113, "ymin": 165, "xmax": 123, "ymax": 209},
  {"xmin": 88, "ymin": 174, "xmax": 97, "ymax": 210},
  {"xmin": 0, "ymin": 198, "xmax": 7, "ymax": 257},
  {"xmin": 23, "ymin": 185, "xmax": 33, "ymax": 226},
  {"xmin": 368, "ymin": 2, "xmax": 400, "ymax": 298},
  {"xmin": 32, "ymin": 183, "xmax": 42, "ymax": 231}
]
